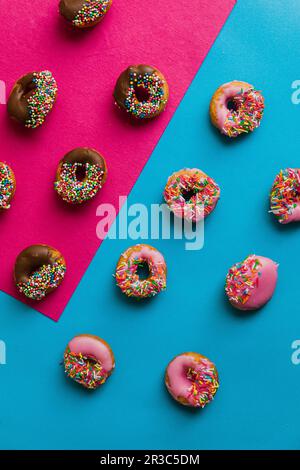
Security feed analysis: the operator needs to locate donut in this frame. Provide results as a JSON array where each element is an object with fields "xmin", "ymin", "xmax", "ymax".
[
  {"xmin": 54, "ymin": 148, "xmax": 107, "ymax": 204},
  {"xmin": 14, "ymin": 244, "xmax": 66, "ymax": 300},
  {"xmin": 115, "ymin": 244, "xmax": 167, "ymax": 299},
  {"xmin": 113, "ymin": 65, "xmax": 169, "ymax": 120},
  {"xmin": 225, "ymin": 255, "xmax": 278, "ymax": 311},
  {"xmin": 270, "ymin": 168, "xmax": 300, "ymax": 224},
  {"xmin": 164, "ymin": 168, "xmax": 220, "ymax": 222},
  {"xmin": 59, "ymin": 0, "xmax": 112, "ymax": 29},
  {"xmin": 64, "ymin": 334, "xmax": 115, "ymax": 390},
  {"xmin": 7, "ymin": 71, "xmax": 57, "ymax": 129},
  {"xmin": 210, "ymin": 81, "xmax": 264, "ymax": 138},
  {"xmin": 0, "ymin": 163, "xmax": 16, "ymax": 210},
  {"xmin": 165, "ymin": 352, "xmax": 219, "ymax": 408}
]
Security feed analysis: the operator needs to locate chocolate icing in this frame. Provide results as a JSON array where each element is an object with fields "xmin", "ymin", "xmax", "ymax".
[
  {"xmin": 61, "ymin": 148, "xmax": 107, "ymax": 173},
  {"xmin": 113, "ymin": 65, "xmax": 158, "ymax": 110},
  {"xmin": 14, "ymin": 245, "xmax": 65, "ymax": 284},
  {"xmin": 59, "ymin": 0, "xmax": 84, "ymax": 22},
  {"xmin": 7, "ymin": 73, "xmax": 36, "ymax": 124}
]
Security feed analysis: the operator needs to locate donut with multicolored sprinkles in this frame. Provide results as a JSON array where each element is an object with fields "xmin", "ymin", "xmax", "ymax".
[
  {"xmin": 210, "ymin": 81, "xmax": 264, "ymax": 138},
  {"xmin": 225, "ymin": 255, "xmax": 278, "ymax": 311},
  {"xmin": 270, "ymin": 168, "xmax": 300, "ymax": 224},
  {"xmin": 0, "ymin": 163, "xmax": 16, "ymax": 210},
  {"xmin": 64, "ymin": 334, "xmax": 115, "ymax": 390},
  {"xmin": 164, "ymin": 168, "xmax": 220, "ymax": 222},
  {"xmin": 165, "ymin": 352, "xmax": 219, "ymax": 408},
  {"xmin": 114, "ymin": 65, "xmax": 169, "ymax": 120},
  {"xmin": 7, "ymin": 71, "xmax": 57, "ymax": 129},
  {"xmin": 115, "ymin": 244, "xmax": 167, "ymax": 299},
  {"xmin": 14, "ymin": 245, "xmax": 66, "ymax": 301},
  {"xmin": 59, "ymin": 0, "xmax": 112, "ymax": 29},
  {"xmin": 54, "ymin": 147, "xmax": 107, "ymax": 204}
]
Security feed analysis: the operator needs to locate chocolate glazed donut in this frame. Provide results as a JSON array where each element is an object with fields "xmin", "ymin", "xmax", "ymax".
[
  {"xmin": 59, "ymin": 0, "xmax": 112, "ymax": 29},
  {"xmin": 14, "ymin": 245, "xmax": 66, "ymax": 300},
  {"xmin": 114, "ymin": 64, "xmax": 169, "ymax": 120},
  {"xmin": 7, "ymin": 71, "xmax": 57, "ymax": 129},
  {"xmin": 54, "ymin": 147, "xmax": 107, "ymax": 204}
]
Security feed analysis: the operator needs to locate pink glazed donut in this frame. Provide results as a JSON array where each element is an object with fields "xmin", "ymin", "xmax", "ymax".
[
  {"xmin": 165, "ymin": 352, "xmax": 219, "ymax": 408},
  {"xmin": 115, "ymin": 244, "xmax": 167, "ymax": 298},
  {"xmin": 210, "ymin": 81, "xmax": 264, "ymax": 137},
  {"xmin": 164, "ymin": 168, "xmax": 220, "ymax": 222},
  {"xmin": 64, "ymin": 334, "xmax": 115, "ymax": 390},
  {"xmin": 270, "ymin": 168, "xmax": 300, "ymax": 224},
  {"xmin": 225, "ymin": 255, "xmax": 278, "ymax": 311}
]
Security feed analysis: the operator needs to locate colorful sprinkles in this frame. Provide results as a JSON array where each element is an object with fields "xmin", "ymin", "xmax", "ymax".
[
  {"xmin": 64, "ymin": 348, "xmax": 108, "ymax": 390},
  {"xmin": 115, "ymin": 248, "xmax": 167, "ymax": 298},
  {"xmin": 55, "ymin": 162, "xmax": 104, "ymax": 204},
  {"xmin": 73, "ymin": 0, "xmax": 110, "ymax": 27},
  {"xmin": 17, "ymin": 261, "xmax": 66, "ymax": 300},
  {"xmin": 187, "ymin": 361, "xmax": 219, "ymax": 408},
  {"xmin": 164, "ymin": 169, "xmax": 220, "ymax": 222},
  {"xmin": 124, "ymin": 71, "xmax": 167, "ymax": 119},
  {"xmin": 225, "ymin": 255, "xmax": 262, "ymax": 305},
  {"xmin": 223, "ymin": 88, "xmax": 264, "ymax": 137},
  {"xmin": 270, "ymin": 168, "xmax": 300, "ymax": 223},
  {"xmin": 26, "ymin": 71, "xmax": 57, "ymax": 129},
  {"xmin": 0, "ymin": 163, "xmax": 15, "ymax": 209}
]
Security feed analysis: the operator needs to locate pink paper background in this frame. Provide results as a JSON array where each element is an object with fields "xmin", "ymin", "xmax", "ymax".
[{"xmin": 0, "ymin": 0, "xmax": 235, "ymax": 320}]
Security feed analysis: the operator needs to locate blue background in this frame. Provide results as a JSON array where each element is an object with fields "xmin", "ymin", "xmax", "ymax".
[{"xmin": 1, "ymin": 0, "xmax": 300, "ymax": 450}]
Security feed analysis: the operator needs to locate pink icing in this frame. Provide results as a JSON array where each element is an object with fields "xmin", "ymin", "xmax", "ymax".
[
  {"xmin": 68, "ymin": 335, "xmax": 114, "ymax": 372},
  {"xmin": 213, "ymin": 81, "xmax": 252, "ymax": 129},
  {"xmin": 129, "ymin": 245, "xmax": 166, "ymax": 269},
  {"xmin": 166, "ymin": 354, "xmax": 218, "ymax": 407},
  {"xmin": 284, "ymin": 204, "xmax": 300, "ymax": 223},
  {"xmin": 230, "ymin": 255, "xmax": 278, "ymax": 311}
]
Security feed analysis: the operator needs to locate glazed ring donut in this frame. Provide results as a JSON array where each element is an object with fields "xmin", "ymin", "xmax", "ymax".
[
  {"xmin": 210, "ymin": 81, "xmax": 264, "ymax": 137},
  {"xmin": 14, "ymin": 244, "xmax": 66, "ymax": 300},
  {"xmin": 270, "ymin": 168, "xmax": 300, "ymax": 224},
  {"xmin": 225, "ymin": 255, "xmax": 278, "ymax": 310},
  {"xmin": 115, "ymin": 244, "xmax": 167, "ymax": 299},
  {"xmin": 7, "ymin": 71, "xmax": 57, "ymax": 129},
  {"xmin": 0, "ymin": 163, "xmax": 16, "ymax": 210},
  {"xmin": 59, "ymin": 0, "xmax": 112, "ymax": 29},
  {"xmin": 164, "ymin": 168, "xmax": 220, "ymax": 222},
  {"xmin": 54, "ymin": 148, "xmax": 107, "ymax": 204},
  {"xmin": 165, "ymin": 352, "xmax": 219, "ymax": 408},
  {"xmin": 113, "ymin": 64, "xmax": 169, "ymax": 120},
  {"xmin": 64, "ymin": 334, "xmax": 115, "ymax": 390}
]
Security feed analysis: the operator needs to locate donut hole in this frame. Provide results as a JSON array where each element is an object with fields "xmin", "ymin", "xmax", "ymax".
[
  {"xmin": 75, "ymin": 164, "xmax": 86, "ymax": 182},
  {"xmin": 21, "ymin": 80, "xmax": 36, "ymax": 99},
  {"xmin": 226, "ymin": 98, "xmax": 239, "ymax": 112},
  {"xmin": 134, "ymin": 85, "xmax": 150, "ymax": 103},
  {"xmin": 136, "ymin": 261, "xmax": 150, "ymax": 280},
  {"xmin": 182, "ymin": 189, "xmax": 197, "ymax": 202}
]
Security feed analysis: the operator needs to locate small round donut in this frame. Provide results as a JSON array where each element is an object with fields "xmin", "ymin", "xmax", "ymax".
[
  {"xmin": 270, "ymin": 168, "xmax": 300, "ymax": 224},
  {"xmin": 7, "ymin": 71, "xmax": 57, "ymax": 129},
  {"xmin": 113, "ymin": 65, "xmax": 169, "ymax": 120},
  {"xmin": 54, "ymin": 147, "xmax": 107, "ymax": 204},
  {"xmin": 165, "ymin": 352, "xmax": 219, "ymax": 408},
  {"xmin": 115, "ymin": 244, "xmax": 167, "ymax": 299},
  {"xmin": 64, "ymin": 334, "xmax": 115, "ymax": 390},
  {"xmin": 225, "ymin": 255, "xmax": 278, "ymax": 311},
  {"xmin": 14, "ymin": 244, "xmax": 66, "ymax": 300},
  {"xmin": 59, "ymin": 0, "xmax": 112, "ymax": 29},
  {"xmin": 210, "ymin": 81, "xmax": 264, "ymax": 138},
  {"xmin": 164, "ymin": 168, "xmax": 220, "ymax": 222},
  {"xmin": 0, "ymin": 163, "xmax": 16, "ymax": 210}
]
